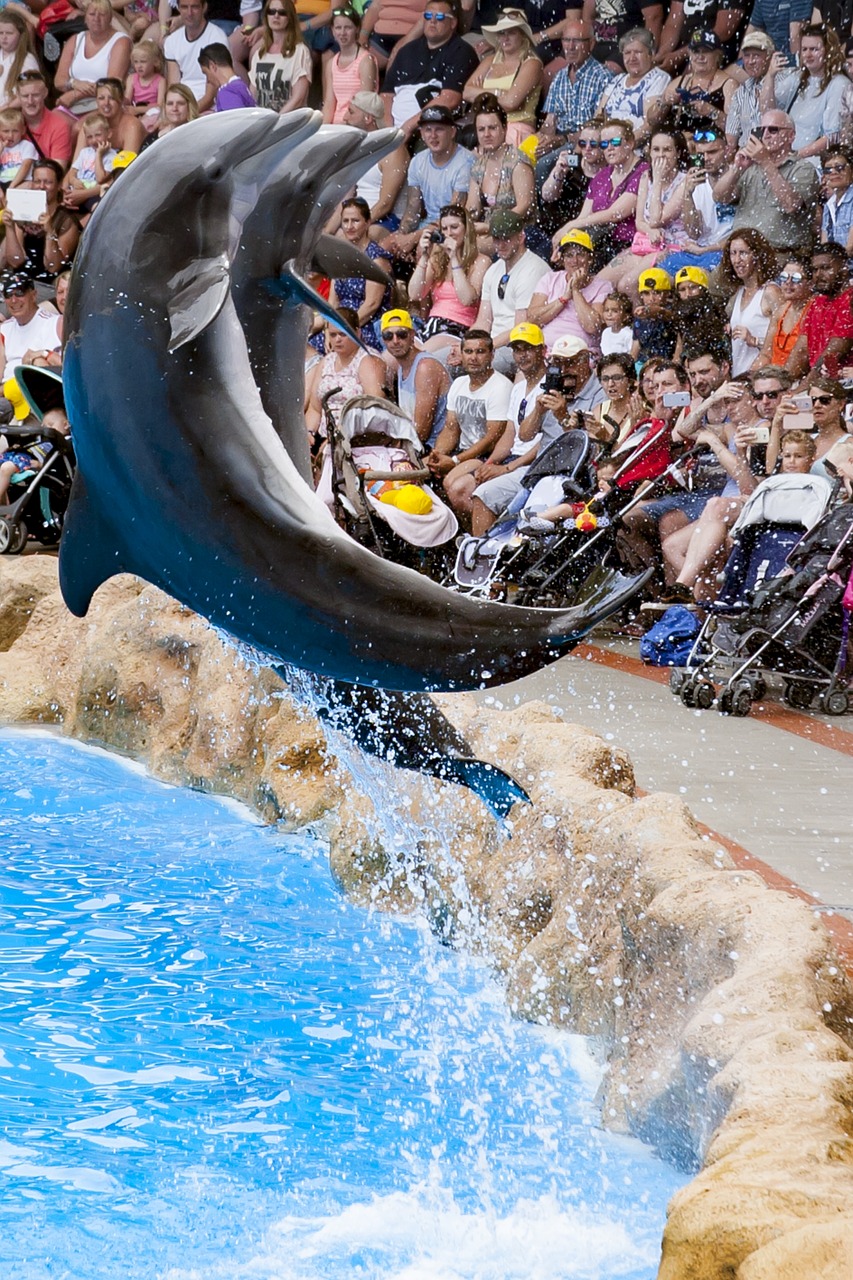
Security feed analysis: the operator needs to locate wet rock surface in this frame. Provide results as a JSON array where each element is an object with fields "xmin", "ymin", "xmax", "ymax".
[{"xmin": 2, "ymin": 555, "xmax": 853, "ymax": 1278}]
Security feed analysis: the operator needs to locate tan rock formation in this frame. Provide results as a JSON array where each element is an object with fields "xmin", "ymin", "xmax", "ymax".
[{"xmin": 3, "ymin": 554, "xmax": 853, "ymax": 1278}]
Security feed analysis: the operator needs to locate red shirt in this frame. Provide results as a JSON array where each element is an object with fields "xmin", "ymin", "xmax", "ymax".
[
  {"xmin": 803, "ymin": 287, "xmax": 853, "ymax": 377},
  {"xmin": 26, "ymin": 109, "xmax": 74, "ymax": 171}
]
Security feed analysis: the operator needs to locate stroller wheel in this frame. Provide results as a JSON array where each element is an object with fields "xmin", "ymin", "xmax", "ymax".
[
  {"xmin": 783, "ymin": 681, "xmax": 816, "ymax": 710},
  {"xmin": 720, "ymin": 681, "xmax": 753, "ymax": 718},
  {"xmin": 693, "ymin": 678, "xmax": 716, "ymax": 711},
  {"xmin": 0, "ymin": 516, "xmax": 27, "ymax": 555},
  {"xmin": 745, "ymin": 674, "xmax": 767, "ymax": 703},
  {"xmin": 680, "ymin": 677, "xmax": 698, "ymax": 707},
  {"xmin": 819, "ymin": 689, "xmax": 850, "ymax": 717},
  {"xmin": 669, "ymin": 669, "xmax": 688, "ymax": 696}
]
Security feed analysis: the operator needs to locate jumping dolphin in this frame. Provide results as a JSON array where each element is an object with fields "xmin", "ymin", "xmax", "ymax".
[{"xmin": 59, "ymin": 110, "xmax": 645, "ymax": 693}]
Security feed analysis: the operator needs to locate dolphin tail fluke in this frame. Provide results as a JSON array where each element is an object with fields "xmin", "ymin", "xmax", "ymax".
[
  {"xmin": 58, "ymin": 473, "xmax": 127, "ymax": 617},
  {"xmin": 438, "ymin": 759, "xmax": 530, "ymax": 820}
]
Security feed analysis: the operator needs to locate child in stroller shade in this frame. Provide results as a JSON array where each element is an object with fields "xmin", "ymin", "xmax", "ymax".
[{"xmin": 0, "ymin": 403, "xmax": 69, "ymax": 507}]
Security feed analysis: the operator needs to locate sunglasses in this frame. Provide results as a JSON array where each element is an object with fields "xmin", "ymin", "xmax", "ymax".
[
  {"xmin": 778, "ymin": 272, "xmax": 804, "ymax": 283},
  {"xmin": 382, "ymin": 330, "xmax": 409, "ymax": 341},
  {"xmin": 423, "ymin": 10, "xmax": 450, "ymax": 19},
  {"xmin": 497, "ymin": 271, "xmax": 510, "ymax": 300},
  {"xmin": 760, "ymin": 125, "xmax": 784, "ymax": 134},
  {"xmin": 753, "ymin": 388, "xmax": 780, "ymax": 399},
  {"xmin": 823, "ymin": 164, "xmax": 849, "ymax": 174},
  {"xmin": 576, "ymin": 138, "xmax": 601, "ymax": 148},
  {"xmin": 692, "ymin": 129, "xmax": 719, "ymax": 143},
  {"xmin": 600, "ymin": 137, "xmax": 624, "ymax": 148},
  {"xmin": 516, "ymin": 395, "xmax": 529, "ymax": 423},
  {"xmin": 3, "ymin": 287, "xmax": 30, "ymax": 298},
  {"xmin": 331, "ymin": 6, "xmax": 357, "ymax": 14},
  {"xmin": 810, "ymin": 394, "xmax": 835, "ymax": 405}
]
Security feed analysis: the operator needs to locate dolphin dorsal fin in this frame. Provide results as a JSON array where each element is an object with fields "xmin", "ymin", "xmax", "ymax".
[
  {"xmin": 167, "ymin": 256, "xmax": 231, "ymax": 352},
  {"xmin": 58, "ymin": 473, "xmax": 127, "ymax": 617}
]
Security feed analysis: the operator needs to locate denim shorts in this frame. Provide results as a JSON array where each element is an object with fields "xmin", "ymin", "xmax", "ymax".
[{"xmin": 641, "ymin": 491, "xmax": 717, "ymax": 523}]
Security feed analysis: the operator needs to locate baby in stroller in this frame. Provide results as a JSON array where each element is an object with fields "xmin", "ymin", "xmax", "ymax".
[{"xmin": 0, "ymin": 405, "xmax": 69, "ymax": 506}]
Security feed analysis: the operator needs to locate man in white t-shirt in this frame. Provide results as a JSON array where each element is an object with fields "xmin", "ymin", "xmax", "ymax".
[
  {"xmin": 426, "ymin": 328, "xmax": 512, "ymax": 519},
  {"xmin": 164, "ymin": 0, "xmax": 229, "ymax": 110},
  {"xmin": 473, "ymin": 210, "xmax": 549, "ymax": 376},
  {"xmin": 0, "ymin": 275, "xmax": 61, "ymax": 411}
]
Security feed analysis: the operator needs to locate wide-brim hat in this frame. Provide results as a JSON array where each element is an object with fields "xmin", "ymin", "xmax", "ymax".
[{"xmin": 482, "ymin": 8, "xmax": 535, "ymax": 45}]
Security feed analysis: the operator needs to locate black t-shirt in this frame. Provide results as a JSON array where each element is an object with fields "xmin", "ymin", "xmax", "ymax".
[
  {"xmin": 384, "ymin": 35, "xmax": 479, "ymax": 103},
  {"xmin": 680, "ymin": 0, "xmax": 748, "ymax": 62},
  {"xmin": 594, "ymin": 0, "xmax": 661, "ymax": 45}
]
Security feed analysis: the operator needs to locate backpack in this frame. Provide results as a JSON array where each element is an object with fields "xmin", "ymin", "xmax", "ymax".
[{"xmin": 639, "ymin": 606, "xmax": 700, "ymax": 667}]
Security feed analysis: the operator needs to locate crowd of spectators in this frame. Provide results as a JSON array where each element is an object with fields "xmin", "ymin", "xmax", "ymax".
[{"xmin": 2, "ymin": 0, "xmax": 853, "ymax": 612}]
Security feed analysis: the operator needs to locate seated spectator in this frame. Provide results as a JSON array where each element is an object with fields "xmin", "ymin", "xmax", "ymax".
[
  {"xmin": 516, "ymin": 334, "xmax": 605, "ymax": 452},
  {"xmin": 379, "ymin": 308, "xmax": 450, "ymax": 447},
  {"xmin": 0, "ymin": 274, "xmax": 62, "ymax": 400},
  {"xmin": 2, "ymin": 161, "xmax": 80, "ymax": 284},
  {"xmin": 16, "ymin": 71, "xmax": 74, "ymax": 172},
  {"xmin": 329, "ymin": 197, "xmax": 393, "ymax": 350},
  {"xmin": 164, "ymin": 0, "xmax": 230, "ymax": 113},
  {"xmin": 756, "ymin": 259, "xmax": 812, "ymax": 368},
  {"xmin": 765, "ymin": 376, "xmax": 849, "ymax": 478},
  {"xmin": 408, "ymin": 204, "xmax": 491, "ymax": 352},
  {"xmin": 462, "ymin": 9, "xmax": 543, "ymax": 146},
  {"xmin": 651, "ymin": 30, "xmax": 734, "ymax": 140},
  {"xmin": 711, "ymin": 109, "xmax": 821, "ymax": 255},
  {"xmin": 54, "ymin": 0, "xmax": 132, "ymax": 120},
  {"xmin": 762, "ymin": 23, "xmax": 847, "ymax": 167},
  {"xmin": 427, "ymin": 328, "xmax": 513, "ymax": 516},
  {"xmin": 726, "ymin": 30, "xmax": 775, "ymax": 151},
  {"xmin": 587, "ymin": 351, "xmax": 637, "ymax": 445},
  {"xmin": 538, "ymin": 117, "xmax": 605, "ymax": 241},
  {"xmin": 528, "ymin": 228, "xmax": 611, "ymax": 356},
  {"xmin": 380, "ymin": 0, "xmax": 478, "ymax": 138},
  {"xmin": 631, "ymin": 267, "xmax": 677, "ymax": 363},
  {"xmin": 599, "ymin": 127, "xmax": 690, "ymax": 295},
  {"xmin": 820, "ymin": 147, "xmax": 853, "ymax": 253},
  {"xmin": 82, "ymin": 78, "xmax": 146, "ymax": 156},
  {"xmin": 0, "ymin": 107, "xmax": 37, "ymax": 196},
  {"xmin": 599, "ymin": 292, "xmax": 634, "ymax": 356},
  {"xmin": 718, "ymin": 227, "xmax": 781, "ymax": 376},
  {"xmin": 384, "ymin": 106, "xmax": 473, "ymax": 259},
  {"xmin": 358, "ymin": 0, "xmax": 428, "ymax": 70},
  {"xmin": 138, "ymin": 83, "xmax": 198, "ymax": 150},
  {"xmin": 0, "ymin": 405, "xmax": 70, "ymax": 505},
  {"xmin": 465, "ymin": 93, "xmax": 534, "ymax": 251},
  {"xmin": 784, "ymin": 243, "xmax": 853, "ymax": 380},
  {"xmin": 322, "ymin": 7, "xmax": 376, "ymax": 124},
  {"xmin": 304, "ymin": 307, "xmax": 387, "ymax": 443},
  {"xmin": 249, "ymin": 0, "xmax": 312, "ymax": 113},
  {"xmin": 466, "ymin": 322, "xmax": 548, "ymax": 535},
  {"xmin": 62, "ymin": 111, "xmax": 116, "ymax": 216},
  {"xmin": 0, "ymin": 14, "xmax": 38, "ymax": 111},
  {"xmin": 671, "ymin": 265, "xmax": 728, "ymax": 355},
  {"xmin": 340, "ymin": 92, "xmax": 408, "ymax": 231},
  {"xmin": 533, "ymin": 19, "xmax": 613, "ymax": 186},
  {"xmin": 472, "ymin": 208, "xmax": 549, "ymax": 375},
  {"xmin": 200, "ymin": 42, "xmax": 257, "ymax": 109},
  {"xmin": 124, "ymin": 40, "xmax": 166, "ymax": 125},
  {"xmin": 595, "ymin": 27, "xmax": 670, "ymax": 146},
  {"xmin": 658, "ymin": 125, "xmax": 733, "ymax": 277},
  {"xmin": 551, "ymin": 119, "xmax": 647, "ymax": 268}
]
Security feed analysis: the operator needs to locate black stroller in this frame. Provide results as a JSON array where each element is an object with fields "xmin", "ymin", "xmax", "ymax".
[
  {"xmin": 0, "ymin": 367, "xmax": 72, "ymax": 555},
  {"xmin": 670, "ymin": 476, "xmax": 852, "ymax": 716}
]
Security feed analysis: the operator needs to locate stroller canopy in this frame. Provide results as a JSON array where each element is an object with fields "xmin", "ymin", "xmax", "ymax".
[
  {"xmin": 730, "ymin": 474, "xmax": 833, "ymax": 537},
  {"xmin": 337, "ymin": 396, "xmax": 423, "ymax": 451}
]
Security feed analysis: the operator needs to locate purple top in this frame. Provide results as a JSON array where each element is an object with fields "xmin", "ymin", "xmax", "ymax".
[
  {"xmin": 587, "ymin": 161, "xmax": 648, "ymax": 246},
  {"xmin": 215, "ymin": 77, "xmax": 256, "ymax": 112}
]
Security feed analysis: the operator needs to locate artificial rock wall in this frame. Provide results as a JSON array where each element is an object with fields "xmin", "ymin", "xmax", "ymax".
[{"xmin": 2, "ymin": 555, "xmax": 853, "ymax": 1278}]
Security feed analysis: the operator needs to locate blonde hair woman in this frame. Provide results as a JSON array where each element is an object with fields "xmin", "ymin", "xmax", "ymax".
[
  {"xmin": 55, "ymin": 0, "xmax": 131, "ymax": 118},
  {"xmin": 462, "ymin": 8, "xmax": 542, "ymax": 145}
]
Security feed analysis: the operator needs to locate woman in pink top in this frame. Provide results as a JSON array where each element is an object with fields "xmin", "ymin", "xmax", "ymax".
[
  {"xmin": 322, "ymin": 8, "xmax": 377, "ymax": 125},
  {"xmin": 407, "ymin": 205, "xmax": 491, "ymax": 354},
  {"xmin": 528, "ymin": 230, "xmax": 612, "ymax": 356}
]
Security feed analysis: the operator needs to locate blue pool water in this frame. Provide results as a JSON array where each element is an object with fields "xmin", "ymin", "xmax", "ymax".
[{"xmin": 0, "ymin": 730, "xmax": 683, "ymax": 1279}]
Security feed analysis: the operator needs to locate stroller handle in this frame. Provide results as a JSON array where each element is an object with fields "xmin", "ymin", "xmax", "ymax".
[{"xmin": 363, "ymin": 468, "xmax": 431, "ymax": 483}]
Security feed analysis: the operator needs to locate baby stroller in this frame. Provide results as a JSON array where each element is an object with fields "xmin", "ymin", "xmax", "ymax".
[
  {"xmin": 316, "ymin": 393, "xmax": 458, "ymax": 574},
  {"xmin": 0, "ymin": 367, "xmax": 72, "ymax": 555},
  {"xmin": 670, "ymin": 474, "xmax": 843, "ymax": 716},
  {"xmin": 451, "ymin": 430, "xmax": 596, "ymax": 600}
]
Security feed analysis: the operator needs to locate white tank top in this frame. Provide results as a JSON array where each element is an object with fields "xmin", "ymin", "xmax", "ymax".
[
  {"xmin": 69, "ymin": 32, "xmax": 129, "ymax": 114},
  {"xmin": 730, "ymin": 284, "xmax": 772, "ymax": 376}
]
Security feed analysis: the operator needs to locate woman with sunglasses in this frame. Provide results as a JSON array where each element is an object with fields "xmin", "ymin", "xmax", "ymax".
[
  {"xmin": 820, "ymin": 147, "xmax": 853, "ymax": 252},
  {"xmin": 539, "ymin": 120, "xmax": 605, "ymax": 238},
  {"xmin": 248, "ymin": 0, "xmax": 312, "ymax": 113},
  {"xmin": 409, "ymin": 205, "xmax": 490, "ymax": 354},
  {"xmin": 719, "ymin": 228, "xmax": 781, "ymax": 376},
  {"xmin": 756, "ymin": 260, "xmax": 813, "ymax": 369},
  {"xmin": 462, "ymin": 10, "xmax": 543, "ymax": 146},
  {"xmin": 595, "ymin": 27, "xmax": 670, "ymax": 147},
  {"xmin": 761, "ymin": 24, "xmax": 847, "ymax": 165},
  {"xmin": 465, "ymin": 93, "xmax": 533, "ymax": 252},
  {"xmin": 550, "ymin": 118, "xmax": 647, "ymax": 264},
  {"xmin": 322, "ymin": 8, "xmax": 377, "ymax": 124},
  {"xmin": 766, "ymin": 377, "xmax": 849, "ymax": 478}
]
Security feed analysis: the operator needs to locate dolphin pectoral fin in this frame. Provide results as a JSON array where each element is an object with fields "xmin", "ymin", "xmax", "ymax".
[
  {"xmin": 273, "ymin": 262, "xmax": 365, "ymax": 347},
  {"xmin": 58, "ymin": 473, "xmax": 127, "ymax": 617},
  {"xmin": 167, "ymin": 256, "xmax": 232, "ymax": 352},
  {"xmin": 312, "ymin": 234, "xmax": 390, "ymax": 286},
  {"xmin": 437, "ymin": 759, "xmax": 530, "ymax": 820}
]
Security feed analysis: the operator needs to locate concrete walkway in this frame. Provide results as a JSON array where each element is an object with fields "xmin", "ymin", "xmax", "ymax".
[{"xmin": 476, "ymin": 637, "xmax": 853, "ymax": 930}]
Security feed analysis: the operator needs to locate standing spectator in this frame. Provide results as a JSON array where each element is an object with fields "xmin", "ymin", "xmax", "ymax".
[
  {"xmin": 472, "ymin": 209, "xmax": 548, "ymax": 374},
  {"xmin": 719, "ymin": 228, "xmax": 781, "ymax": 376},
  {"xmin": 534, "ymin": 19, "xmax": 613, "ymax": 186},
  {"xmin": 465, "ymin": 94, "xmax": 533, "ymax": 250},
  {"xmin": 820, "ymin": 147, "xmax": 853, "ymax": 253},
  {"xmin": 379, "ymin": 308, "xmax": 450, "ymax": 447},
  {"xmin": 0, "ymin": 14, "xmax": 38, "ymax": 111},
  {"xmin": 711, "ymin": 109, "xmax": 821, "ymax": 254},
  {"xmin": 381, "ymin": 0, "xmax": 478, "ymax": 138},
  {"xmin": 250, "ymin": 0, "xmax": 312, "ymax": 113},
  {"xmin": 726, "ymin": 30, "xmax": 775, "ymax": 150},
  {"xmin": 54, "ymin": 0, "xmax": 132, "ymax": 120},
  {"xmin": 761, "ymin": 24, "xmax": 847, "ymax": 166},
  {"xmin": 322, "ymin": 7, "xmax": 376, "ymax": 124},
  {"xmin": 595, "ymin": 27, "xmax": 670, "ymax": 145},
  {"xmin": 462, "ymin": 8, "xmax": 543, "ymax": 145},
  {"xmin": 784, "ymin": 242, "xmax": 853, "ymax": 380},
  {"xmin": 164, "ymin": 0, "xmax": 230, "ymax": 111},
  {"xmin": 385, "ymin": 106, "xmax": 473, "ymax": 259},
  {"xmin": 200, "ymin": 43, "xmax": 257, "ymax": 109},
  {"xmin": 528, "ymin": 228, "xmax": 611, "ymax": 355}
]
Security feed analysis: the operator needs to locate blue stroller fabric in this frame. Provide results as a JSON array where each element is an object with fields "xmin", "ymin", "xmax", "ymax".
[{"xmin": 640, "ymin": 606, "xmax": 701, "ymax": 667}]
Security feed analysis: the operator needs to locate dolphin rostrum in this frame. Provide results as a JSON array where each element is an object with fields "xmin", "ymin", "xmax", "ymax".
[{"xmin": 60, "ymin": 110, "xmax": 643, "ymax": 693}]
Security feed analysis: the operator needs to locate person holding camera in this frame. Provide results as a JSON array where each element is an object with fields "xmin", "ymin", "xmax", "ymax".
[
  {"xmin": 517, "ymin": 333, "xmax": 605, "ymax": 452},
  {"xmin": 407, "ymin": 204, "xmax": 491, "ymax": 354}
]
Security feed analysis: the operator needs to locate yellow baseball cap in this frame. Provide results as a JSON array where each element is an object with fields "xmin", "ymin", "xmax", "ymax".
[
  {"xmin": 675, "ymin": 266, "xmax": 709, "ymax": 288},
  {"xmin": 559, "ymin": 229, "xmax": 594, "ymax": 253},
  {"xmin": 509, "ymin": 322, "xmax": 544, "ymax": 346},
  {"xmin": 380, "ymin": 308, "xmax": 414, "ymax": 332},
  {"xmin": 111, "ymin": 150, "xmax": 137, "ymax": 172},
  {"xmin": 638, "ymin": 267, "xmax": 672, "ymax": 292}
]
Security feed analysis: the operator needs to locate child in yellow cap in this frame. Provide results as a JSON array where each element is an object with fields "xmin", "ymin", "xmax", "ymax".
[
  {"xmin": 631, "ymin": 268, "xmax": 676, "ymax": 365},
  {"xmin": 672, "ymin": 265, "xmax": 727, "ymax": 357}
]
